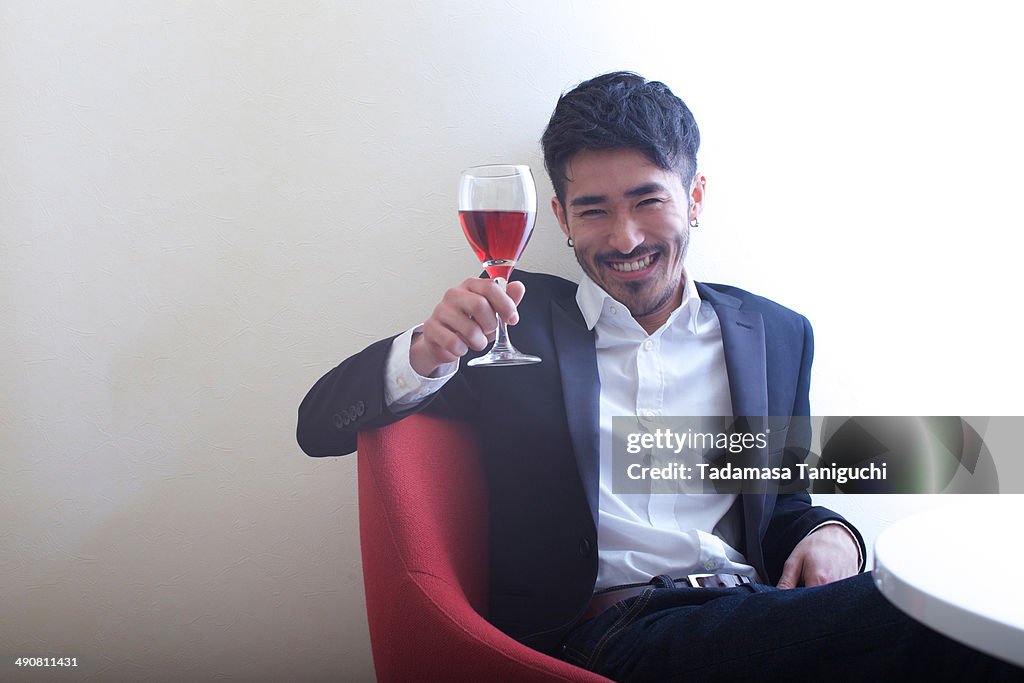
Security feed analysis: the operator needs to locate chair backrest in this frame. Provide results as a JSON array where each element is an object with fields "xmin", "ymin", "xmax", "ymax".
[
  {"xmin": 358, "ymin": 413, "xmax": 488, "ymax": 613},
  {"xmin": 357, "ymin": 415, "xmax": 488, "ymax": 672}
]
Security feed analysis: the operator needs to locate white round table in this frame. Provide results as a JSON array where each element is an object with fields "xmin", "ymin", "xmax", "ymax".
[{"xmin": 873, "ymin": 497, "xmax": 1024, "ymax": 667}]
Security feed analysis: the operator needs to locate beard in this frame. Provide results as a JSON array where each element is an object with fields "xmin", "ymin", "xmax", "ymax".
[{"xmin": 573, "ymin": 229, "xmax": 689, "ymax": 319}]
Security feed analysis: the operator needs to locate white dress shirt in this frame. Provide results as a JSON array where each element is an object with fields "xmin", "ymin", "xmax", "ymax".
[{"xmin": 574, "ymin": 272, "xmax": 758, "ymax": 589}]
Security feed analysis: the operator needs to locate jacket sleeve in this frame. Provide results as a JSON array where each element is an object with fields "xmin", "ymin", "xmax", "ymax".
[
  {"xmin": 296, "ymin": 335, "xmax": 481, "ymax": 457},
  {"xmin": 297, "ymin": 336, "xmax": 401, "ymax": 457}
]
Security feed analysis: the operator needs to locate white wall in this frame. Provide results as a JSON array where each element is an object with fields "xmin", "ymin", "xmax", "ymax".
[{"xmin": 2, "ymin": 2, "xmax": 1021, "ymax": 681}]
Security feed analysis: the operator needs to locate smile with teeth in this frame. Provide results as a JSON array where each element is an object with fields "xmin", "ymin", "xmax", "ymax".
[{"xmin": 609, "ymin": 254, "xmax": 657, "ymax": 272}]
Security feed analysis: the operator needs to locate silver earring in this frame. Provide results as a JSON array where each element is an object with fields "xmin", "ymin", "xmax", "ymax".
[
  {"xmin": 689, "ymin": 218, "xmax": 699, "ymax": 229},
  {"xmin": 567, "ymin": 236, "xmax": 575, "ymax": 247}
]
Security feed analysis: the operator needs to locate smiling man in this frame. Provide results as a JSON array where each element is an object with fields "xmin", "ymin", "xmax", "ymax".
[
  {"xmin": 553, "ymin": 148, "xmax": 694, "ymax": 333},
  {"xmin": 298, "ymin": 73, "xmax": 1021, "ymax": 680}
]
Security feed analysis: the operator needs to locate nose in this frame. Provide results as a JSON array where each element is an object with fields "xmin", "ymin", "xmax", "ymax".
[{"xmin": 608, "ymin": 213, "xmax": 644, "ymax": 254}]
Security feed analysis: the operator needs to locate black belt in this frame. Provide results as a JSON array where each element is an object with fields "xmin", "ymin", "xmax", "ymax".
[{"xmin": 581, "ymin": 574, "xmax": 752, "ymax": 622}]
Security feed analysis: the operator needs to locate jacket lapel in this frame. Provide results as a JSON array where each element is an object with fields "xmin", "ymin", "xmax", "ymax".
[
  {"xmin": 696, "ymin": 284, "xmax": 768, "ymax": 418},
  {"xmin": 551, "ymin": 296, "xmax": 600, "ymax": 526},
  {"xmin": 697, "ymin": 284, "xmax": 771, "ymax": 576}
]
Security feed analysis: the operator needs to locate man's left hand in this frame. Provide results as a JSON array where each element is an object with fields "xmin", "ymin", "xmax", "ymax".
[{"xmin": 776, "ymin": 524, "xmax": 860, "ymax": 589}]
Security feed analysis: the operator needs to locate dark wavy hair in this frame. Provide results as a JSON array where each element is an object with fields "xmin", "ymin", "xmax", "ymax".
[{"xmin": 541, "ymin": 72, "xmax": 700, "ymax": 206}]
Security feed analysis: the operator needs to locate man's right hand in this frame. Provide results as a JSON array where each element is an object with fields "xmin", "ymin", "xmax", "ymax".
[{"xmin": 409, "ymin": 277, "xmax": 526, "ymax": 377}]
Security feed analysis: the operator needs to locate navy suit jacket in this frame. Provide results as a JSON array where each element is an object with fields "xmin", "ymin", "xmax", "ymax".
[{"xmin": 297, "ymin": 270, "xmax": 865, "ymax": 655}]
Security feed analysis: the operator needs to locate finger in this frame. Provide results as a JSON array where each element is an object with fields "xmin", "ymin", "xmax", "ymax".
[
  {"xmin": 813, "ymin": 557, "xmax": 856, "ymax": 586},
  {"xmin": 452, "ymin": 279, "xmax": 514, "ymax": 323},
  {"xmin": 475, "ymin": 279, "xmax": 520, "ymax": 325},
  {"xmin": 431, "ymin": 304, "xmax": 492, "ymax": 352},
  {"xmin": 776, "ymin": 555, "xmax": 802, "ymax": 590},
  {"xmin": 454, "ymin": 291, "xmax": 505, "ymax": 336},
  {"xmin": 461, "ymin": 276, "xmax": 508, "ymax": 297},
  {"xmin": 420, "ymin": 318, "xmax": 471, "ymax": 360},
  {"xmin": 504, "ymin": 280, "xmax": 525, "ymax": 302},
  {"xmin": 801, "ymin": 565, "xmax": 835, "ymax": 588}
]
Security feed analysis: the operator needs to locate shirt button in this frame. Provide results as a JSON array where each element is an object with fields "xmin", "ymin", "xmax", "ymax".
[
  {"xmin": 397, "ymin": 376, "xmax": 408, "ymax": 389},
  {"xmin": 609, "ymin": 305, "xmax": 618, "ymax": 315},
  {"xmin": 704, "ymin": 559, "xmax": 717, "ymax": 571},
  {"xmin": 643, "ymin": 340, "xmax": 654, "ymax": 351}
]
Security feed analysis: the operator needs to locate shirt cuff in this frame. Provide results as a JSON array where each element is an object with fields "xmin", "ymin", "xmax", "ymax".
[
  {"xmin": 384, "ymin": 325, "xmax": 458, "ymax": 409},
  {"xmin": 808, "ymin": 521, "xmax": 865, "ymax": 572}
]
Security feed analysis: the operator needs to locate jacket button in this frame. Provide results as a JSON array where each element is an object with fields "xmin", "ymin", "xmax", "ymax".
[{"xmin": 579, "ymin": 538, "xmax": 593, "ymax": 557}]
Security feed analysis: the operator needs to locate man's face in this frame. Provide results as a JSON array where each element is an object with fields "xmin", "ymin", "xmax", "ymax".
[{"xmin": 552, "ymin": 148, "xmax": 704, "ymax": 324}]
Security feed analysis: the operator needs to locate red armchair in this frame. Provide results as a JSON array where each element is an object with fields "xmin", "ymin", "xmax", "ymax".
[{"xmin": 357, "ymin": 414, "xmax": 612, "ymax": 682}]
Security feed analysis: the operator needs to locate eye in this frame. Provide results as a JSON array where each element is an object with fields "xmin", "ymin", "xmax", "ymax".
[
  {"xmin": 638, "ymin": 198, "xmax": 665, "ymax": 208},
  {"xmin": 577, "ymin": 209, "xmax": 607, "ymax": 218}
]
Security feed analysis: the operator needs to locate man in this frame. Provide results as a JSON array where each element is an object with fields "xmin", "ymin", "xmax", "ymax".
[{"xmin": 298, "ymin": 73, "xmax": 1019, "ymax": 680}]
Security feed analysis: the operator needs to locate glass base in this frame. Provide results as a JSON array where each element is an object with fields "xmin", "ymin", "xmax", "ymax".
[{"xmin": 467, "ymin": 349, "xmax": 541, "ymax": 367}]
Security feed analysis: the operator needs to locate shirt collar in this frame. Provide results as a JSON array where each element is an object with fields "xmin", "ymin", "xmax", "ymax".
[{"xmin": 575, "ymin": 269, "xmax": 703, "ymax": 336}]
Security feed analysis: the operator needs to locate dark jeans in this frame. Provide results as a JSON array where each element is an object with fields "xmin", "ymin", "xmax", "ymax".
[{"xmin": 560, "ymin": 572, "xmax": 1023, "ymax": 682}]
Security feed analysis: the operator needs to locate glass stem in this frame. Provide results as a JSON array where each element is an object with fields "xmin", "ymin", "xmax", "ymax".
[{"xmin": 490, "ymin": 277, "xmax": 514, "ymax": 353}]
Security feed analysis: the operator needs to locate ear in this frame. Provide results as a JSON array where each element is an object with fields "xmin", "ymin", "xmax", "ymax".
[
  {"xmin": 689, "ymin": 174, "xmax": 706, "ymax": 222},
  {"xmin": 551, "ymin": 196, "xmax": 571, "ymax": 238}
]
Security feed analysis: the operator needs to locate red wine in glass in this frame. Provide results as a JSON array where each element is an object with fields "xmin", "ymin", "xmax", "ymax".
[
  {"xmin": 458, "ymin": 209, "xmax": 535, "ymax": 281},
  {"xmin": 458, "ymin": 165, "xmax": 541, "ymax": 366}
]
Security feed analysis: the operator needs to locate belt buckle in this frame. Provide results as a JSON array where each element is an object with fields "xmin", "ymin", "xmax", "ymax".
[{"xmin": 686, "ymin": 573, "xmax": 751, "ymax": 588}]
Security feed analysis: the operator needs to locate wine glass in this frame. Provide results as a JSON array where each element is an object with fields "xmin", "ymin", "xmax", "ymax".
[{"xmin": 458, "ymin": 164, "xmax": 541, "ymax": 366}]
